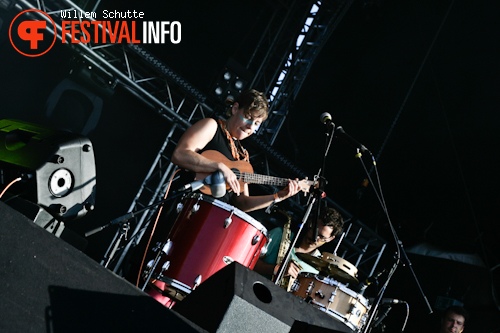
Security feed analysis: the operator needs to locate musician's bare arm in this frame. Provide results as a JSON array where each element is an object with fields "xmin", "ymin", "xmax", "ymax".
[{"xmin": 232, "ymin": 179, "xmax": 301, "ymax": 212}]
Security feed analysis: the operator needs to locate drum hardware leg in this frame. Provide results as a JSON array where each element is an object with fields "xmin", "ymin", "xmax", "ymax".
[
  {"xmin": 162, "ymin": 239, "xmax": 173, "ymax": 256},
  {"xmin": 193, "ymin": 275, "xmax": 202, "ymax": 290},
  {"xmin": 305, "ymin": 281, "xmax": 314, "ymax": 296},
  {"xmin": 251, "ymin": 234, "xmax": 260, "ymax": 245},
  {"xmin": 223, "ymin": 211, "xmax": 234, "ymax": 228},
  {"xmin": 100, "ymin": 221, "xmax": 130, "ymax": 269},
  {"xmin": 191, "ymin": 195, "xmax": 203, "ymax": 214},
  {"xmin": 160, "ymin": 261, "xmax": 171, "ymax": 274},
  {"xmin": 328, "ymin": 287, "xmax": 338, "ymax": 305},
  {"xmin": 349, "ymin": 304, "xmax": 362, "ymax": 319},
  {"xmin": 315, "ymin": 290, "xmax": 325, "ymax": 299},
  {"xmin": 142, "ymin": 259, "xmax": 155, "ymax": 279},
  {"xmin": 140, "ymin": 240, "xmax": 172, "ymax": 291},
  {"xmin": 152, "ymin": 242, "xmax": 162, "ymax": 252},
  {"xmin": 359, "ymin": 310, "xmax": 370, "ymax": 328},
  {"xmin": 191, "ymin": 203, "xmax": 200, "ymax": 213},
  {"xmin": 222, "ymin": 256, "xmax": 234, "ymax": 265}
]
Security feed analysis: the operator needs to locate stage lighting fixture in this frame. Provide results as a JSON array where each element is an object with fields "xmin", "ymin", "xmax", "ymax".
[{"xmin": 213, "ymin": 58, "xmax": 253, "ymax": 104}]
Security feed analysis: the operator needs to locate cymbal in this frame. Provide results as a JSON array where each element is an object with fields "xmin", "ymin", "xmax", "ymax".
[{"xmin": 296, "ymin": 252, "xmax": 359, "ymax": 284}]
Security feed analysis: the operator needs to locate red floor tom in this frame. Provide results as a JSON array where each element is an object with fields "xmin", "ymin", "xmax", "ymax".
[{"xmin": 147, "ymin": 193, "xmax": 268, "ymax": 301}]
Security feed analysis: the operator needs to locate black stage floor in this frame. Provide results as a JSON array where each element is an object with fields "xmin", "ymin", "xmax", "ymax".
[{"xmin": 0, "ymin": 201, "xmax": 356, "ymax": 333}]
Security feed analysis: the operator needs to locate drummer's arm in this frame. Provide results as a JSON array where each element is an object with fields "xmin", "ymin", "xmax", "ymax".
[
  {"xmin": 254, "ymin": 260, "xmax": 300, "ymax": 278},
  {"xmin": 253, "ymin": 260, "xmax": 278, "ymax": 277},
  {"xmin": 233, "ymin": 179, "xmax": 301, "ymax": 212}
]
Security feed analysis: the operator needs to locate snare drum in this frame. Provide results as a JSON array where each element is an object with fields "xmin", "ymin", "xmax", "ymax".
[
  {"xmin": 291, "ymin": 273, "xmax": 370, "ymax": 331},
  {"xmin": 145, "ymin": 193, "xmax": 268, "ymax": 301}
]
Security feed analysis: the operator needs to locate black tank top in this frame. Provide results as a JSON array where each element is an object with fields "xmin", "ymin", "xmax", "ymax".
[
  {"xmin": 181, "ymin": 118, "xmax": 236, "ymax": 203},
  {"xmin": 199, "ymin": 119, "xmax": 235, "ymax": 161}
]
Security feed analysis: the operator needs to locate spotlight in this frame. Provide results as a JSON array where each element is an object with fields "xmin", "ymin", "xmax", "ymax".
[
  {"xmin": 234, "ymin": 79, "xmax": 244, "ymax": 90},
  {"xmin": 212, "ymin": 58, "xmax": 254, "ymax": 104}
]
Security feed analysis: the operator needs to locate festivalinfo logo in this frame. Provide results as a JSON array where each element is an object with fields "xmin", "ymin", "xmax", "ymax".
[{"xmin": 9, "ymin": 8, "xmax": 181, "ymax": 57}]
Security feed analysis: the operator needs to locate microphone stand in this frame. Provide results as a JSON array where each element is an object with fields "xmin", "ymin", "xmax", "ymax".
[
  {"xmin": 273, "ymin": 194, "xmax": 316, "ymax": 285},
  {"xmin": 88, "ymin": 194, "xmax": 182, "ymax": 269},
  {"xmin": 312, "ymin": 121, "xmax": 336, "ymax": 239},
  {"xmin": 399, "ymin": 239, "xmax": 433, "ymax": 312},
  {"xmin": 274, "ymin": 122, "xmax": 336, "ymax": 285},
  {"xmin": 357, "ymin": 153, "xmax": 432, "ymax": 333}
]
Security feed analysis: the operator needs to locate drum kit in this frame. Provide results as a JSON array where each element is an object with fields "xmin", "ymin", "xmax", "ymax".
[
  {"xmin": 293, "ymin": 253, "xmax": 370, "ymax": 331},
  {"xmin": 139, "ymin": 192, "xmax": 371, "ymax": 332}
]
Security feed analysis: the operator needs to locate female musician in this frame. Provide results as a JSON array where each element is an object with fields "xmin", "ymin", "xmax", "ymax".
[{"xmin": 171, "ymin": 89, "xmax": 301, "ymax": 212}]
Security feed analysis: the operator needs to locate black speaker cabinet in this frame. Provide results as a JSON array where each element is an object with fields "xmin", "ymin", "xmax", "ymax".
[
  {"xmin": 173, "ymin": 262, "xmax": 354, "ymax": 333},
  {"xmin": 0, "ymin": 201, "xmax": 207, "ymax": 333},
  {"xmin": 0, "ymin": 119, "xmax": 96, "ymax": 221}
]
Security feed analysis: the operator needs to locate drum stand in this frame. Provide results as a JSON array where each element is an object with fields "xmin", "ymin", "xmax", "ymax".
[
  {"xmin": 273, "ymin": 185, "xmax": 320, "ymax": 285},
  {"xmin": 361, "ymin": 237, "xmax": 433, "ymax": 333},
  {"xmin": 100, "ymin": 221, "xmax": 130, "ymax": 268},
  {"xmin": 85, "ymin": 196, "xmax": 174, "ymax": 269}
]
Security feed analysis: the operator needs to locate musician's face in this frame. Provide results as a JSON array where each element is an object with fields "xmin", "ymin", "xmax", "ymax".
[
  {"xmin": 440, "ymin": 313, "xmax": 465, "ymax": 333},
  {"xmin": 229, "ymin": 103, "xmax": 265, "ymax": 140},
  {"xmin": 299, "ymin": 221, "xmax": 335, "ymax": 253}
]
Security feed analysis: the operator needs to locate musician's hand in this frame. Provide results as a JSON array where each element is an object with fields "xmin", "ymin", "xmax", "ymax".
[
  {"xmin": 219, "ymin": 163, "xmax": 240, "ymax": 195},
  {"xmin": 277, "ymin": 178, "xmax": 301, "ymax": 201},
  {"xmin": 286, "ymin": 261, "xmax": 301, "ymax": 279}
]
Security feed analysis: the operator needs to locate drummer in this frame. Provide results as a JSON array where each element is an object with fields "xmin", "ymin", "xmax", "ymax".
[
  {"xmin": 171, "ymin": 89, "xmax": 301, "ymax": 211},
  {"xmin": 254, "ymin": 206, "xmax": 344, "ymax": 282}
]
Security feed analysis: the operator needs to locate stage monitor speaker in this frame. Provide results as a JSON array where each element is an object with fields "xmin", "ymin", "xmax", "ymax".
[
  {"xmin": 0, "ymin": 119, "xmax": 96, "ymax": 221},
  {"xmin": 0, "ymin": 201, "xmax": 207, "ymax": 333},
  {"xmin": 173, "ymin": 262, "xmax": 354, "ymax": 333}
]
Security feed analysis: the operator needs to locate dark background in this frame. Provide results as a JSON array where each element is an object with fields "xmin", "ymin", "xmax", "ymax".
[{"xmin": 1, "ymin": 0, "xmax": 499, "ymax": 332}]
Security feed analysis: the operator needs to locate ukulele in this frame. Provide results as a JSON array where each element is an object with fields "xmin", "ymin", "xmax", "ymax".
[{"xmin": 196, "ymin": 150, "xmax": 315, "ymax": 195}]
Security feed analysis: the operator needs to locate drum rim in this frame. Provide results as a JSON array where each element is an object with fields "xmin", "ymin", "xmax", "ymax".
[
  {"xmin": 297, "ymin": 272, "xmax": 344, "ymax": 286},
  {"xmin": 186, "ymin": 193, "xmax": 268, "ymax": 237},
  {"xmin": 314, "ymin": 304, "xmax": 358, "ymax": 331},
  {"xmin": 296, "ymin": 272, "xmax": 370, "ymax": 306}
]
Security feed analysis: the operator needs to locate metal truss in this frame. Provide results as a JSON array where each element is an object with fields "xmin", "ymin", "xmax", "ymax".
[
  {"xmin": 328, "ymin": 198, "xmax": 387, "ymax": 280},
  {"xmin": 12, "ymin": 0, "xmax": 216, "ymax": 271},
  {"xmin": 10, "ymin": 0, "xmax": 385, "ymax": 278},
  {"xmin": 251, "ymin": 0, "xmax": 355, "ymax": 146}
]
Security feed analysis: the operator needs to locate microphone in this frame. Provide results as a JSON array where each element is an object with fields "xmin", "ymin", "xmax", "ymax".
[
  {"xmin": 319, "ymin": 114, "xmax": 370, "ymax": 154},
  {"xmin": 204, "ymin": 171, "xmax": 226, "ymax": 198},
  {"xmin": 335, "ymin": 126, "xmax": 370, "ymax": 154},
  {"xmin": 319, "ymin": 112, "xmax": 334, "ymax": 127},
  {"xmin": 357, "ymin": 269, "xmax": 385, "ymax": 295},
  {"xmin": 180, "ymin": 171, "xmax": 226, "ymax": 198},
  {"xmin": 380, "ymin": 298, "xmax": 407, "ymax": 304}
]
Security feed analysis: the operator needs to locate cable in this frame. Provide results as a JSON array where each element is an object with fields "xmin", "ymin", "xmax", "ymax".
[
  {"xmin": 401, "ymin": 301, "xmax": 410, "ymax": 332},
  {"xmin": 0, "ymin": 177, "xmax": 22, "ymax": 199}
]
